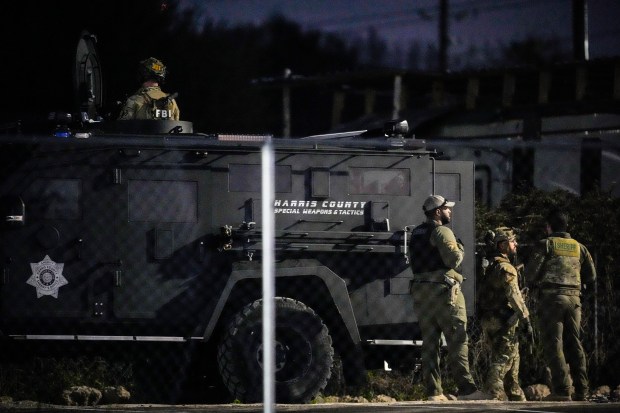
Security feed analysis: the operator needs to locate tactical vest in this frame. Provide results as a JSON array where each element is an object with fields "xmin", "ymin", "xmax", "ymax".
[
  {"xmin": 143, "ymin": 89, "xmax": 176, "ymax": 120},
  {"xmin": 539, "ymin": 237, "xmax": 581, "ymax": 288},
  {"xmin": 477, "ymin": 255, "xmax": 514, "ymax": 313},
  {"xmin": 409, "ymin": 222, "xmax": 446, "ymax": 273}
]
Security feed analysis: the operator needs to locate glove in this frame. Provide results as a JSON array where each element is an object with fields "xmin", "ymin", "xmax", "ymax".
[{"xmin": 523, "ymin": 318, "xmax": 534, "ymax": 338}]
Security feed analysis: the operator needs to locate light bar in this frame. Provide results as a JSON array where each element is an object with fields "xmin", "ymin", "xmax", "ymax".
[
  {"xmin": 216, "ymin": 134, "xmax": 271, "ymax": 142},
  {"xmin": 9, "ymin": 334, "xmax": 200, "ymax": 342}
]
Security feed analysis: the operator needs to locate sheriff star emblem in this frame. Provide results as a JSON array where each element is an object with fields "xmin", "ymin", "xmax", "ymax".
[{"xmin": 27, "ymin": 255, "xmax": 68, "ymax": 298}]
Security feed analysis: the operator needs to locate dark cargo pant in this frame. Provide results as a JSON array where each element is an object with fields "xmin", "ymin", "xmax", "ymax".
[
  {"xmin": 411, "ymin": 282, "xmax": 477, "ymax": 397},
  {"xmin": 537, "ymin": 291, "xmax": 588, "ymax": 397}
]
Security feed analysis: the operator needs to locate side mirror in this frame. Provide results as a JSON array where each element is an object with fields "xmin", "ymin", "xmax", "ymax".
[{"xmin": 1, "ymin": 196, "xmax": 25, "ymax": 228}]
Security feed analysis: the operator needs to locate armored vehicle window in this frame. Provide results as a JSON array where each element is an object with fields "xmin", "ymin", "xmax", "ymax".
[
  {"xmin": 311, "ymin": 168, "xmax": 330, "ymax": 198},
  {"xmin": 349, "ymin": 168, "xmax": 409, "ymax": 195},
  {"xmin": 128, "ymin": 180, "xmax": 197, "ymax": 222},
  {"xmin": 435, "ymin": 173, "xmax": 461, "ymax": 201},
  {"xmin": 229, "ymin": 164, "xmax": 292, "ymax": 193},
  {"xmin": 23, "ymin": 178, "xmax": 81, "ymax": 220}
]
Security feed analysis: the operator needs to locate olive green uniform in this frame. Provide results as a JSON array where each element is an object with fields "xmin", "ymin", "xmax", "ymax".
[
  {"xmin": 410, "ymin": 220, "xmax": 478, "ymax": 397},
  {"xmin": 525, "ymin": 232, "xmax": 596, "ymax": 399},
  {"xmin": 479, "ymin": 254, "xmax": 529, "ymax": 400},
  {"xmin": 118, "ymin": 86, "xmax": 180, "ymax": 120}
]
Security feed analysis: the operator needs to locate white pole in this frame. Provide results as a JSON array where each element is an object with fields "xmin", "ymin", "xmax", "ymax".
[
  {"xmin": 283, "ymin": 68, "xmax": 291, "ymax": 138},
  {"xmin": 392, "ymin": 74, "xmax": 402, "ymax": 120},
  {"xmin": 261, "ymin": 139, "xmax": 276, "ymax": 412}
]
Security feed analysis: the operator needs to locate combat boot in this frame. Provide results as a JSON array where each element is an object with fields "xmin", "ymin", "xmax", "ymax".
[
  {"xmin": 507, "ymin": 387, "xmax": 527, "ymax": 401},
  {"xmin": 573, "ymin": 386, "xmax": 589, "ymax": 401},
  {"xmin": 459, "ymin": 390, "xmax": 494, "ymax": 400},
  {"xmin": 544, "ymin": 393, "xmax": 572, "ymax": 401},
  {"xmin": 508, "ymin": 393, "xmax": 527, "ymax": 401}
]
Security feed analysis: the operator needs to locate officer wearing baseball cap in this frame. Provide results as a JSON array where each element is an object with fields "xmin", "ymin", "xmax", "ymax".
[{"xmin": 409, "ymin": 195, "xmax": 490, "ymax": 401}]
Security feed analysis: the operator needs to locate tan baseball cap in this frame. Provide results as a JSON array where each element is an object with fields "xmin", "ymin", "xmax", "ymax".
[{"xmin": 422, "ymin": 195, "xmax": 455, "ymax": 212}]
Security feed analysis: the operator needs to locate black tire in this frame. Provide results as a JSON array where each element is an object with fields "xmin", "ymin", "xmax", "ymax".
[{"xmin": 217, "ymin": 297, "xmax": 334, "ymax": 403}]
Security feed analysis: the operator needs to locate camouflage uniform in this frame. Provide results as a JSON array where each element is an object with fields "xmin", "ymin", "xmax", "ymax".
[
  {"xmin": 525, "ymin": 231, "xmax": 596, "ymax": 399},
  {"xmin": 409, "ymin": 219, "xmax": 478, "ymax": 397},
  {"xmin": 118, "ymin": 86, "xmax": 180, "ymax": 120},
  {"xmin": 478, "ymin": 229, "xmax": 530, "ymax": 401}
]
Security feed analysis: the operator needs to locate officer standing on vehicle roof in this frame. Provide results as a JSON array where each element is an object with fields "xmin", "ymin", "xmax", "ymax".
[
  {"xmin": 525, "ymin": 208, "xmax": 596, "ymax": 401},
  {"xmin": 478, "ymin": 227, "xmax": 532, "ymax": 401},
  {"xmin": 118, "ymin": 57, "xmax": 180, "ymax": 121},
  {"xmin": 409, "ymin": 195, "xmax": 490, "ymax": 401}
]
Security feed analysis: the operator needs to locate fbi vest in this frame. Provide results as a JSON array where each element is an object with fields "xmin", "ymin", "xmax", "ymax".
[
  {"xmin": 142, "ymin": 88, "xmax": 176, "ymax": 120},
  {"xmin": 120, "ymin": 86, "xmax": 179, "ymax": 120}
]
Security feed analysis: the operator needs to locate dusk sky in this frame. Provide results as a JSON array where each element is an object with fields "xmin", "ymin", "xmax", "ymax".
[{"xmin": 179, "ymin": 0, "xmax": 620, "ymax": 65}]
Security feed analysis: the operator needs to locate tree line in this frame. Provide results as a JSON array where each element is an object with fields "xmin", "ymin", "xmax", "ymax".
[{"xmin": 2, "ymin": 0, "xmax": 568, "ymax": 136}]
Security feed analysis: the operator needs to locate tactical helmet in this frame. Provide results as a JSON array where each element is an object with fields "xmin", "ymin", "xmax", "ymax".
[
  {"xmin": 139, "ymin": 57, "xmax": 167, "ymax": 82},
  {"xmin": 493, "ymin": 226, "xmax": 516, "ymax": 244},
  {"xmin": 484, "ymin": 229, "xmax": 496, "ymax": 248}
]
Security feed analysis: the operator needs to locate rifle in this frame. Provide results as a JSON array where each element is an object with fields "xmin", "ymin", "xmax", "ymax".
[{"xmin": 507, "ymin": 313, "xmax": 535, "ymax": 355}]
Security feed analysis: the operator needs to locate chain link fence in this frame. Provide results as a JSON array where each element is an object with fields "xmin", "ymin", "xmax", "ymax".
[{"xmin": 0, "ymin": 134, "xmax": 619, "ymax": 405}]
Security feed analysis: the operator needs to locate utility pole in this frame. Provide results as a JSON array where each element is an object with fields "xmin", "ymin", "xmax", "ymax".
[
  {"xmin": 439, "ymin": 0, "xmax": 449, "ymax": 72},
  {"xmin": 282, "ymin": 68, "xmax": 292, "ymax": 138},
  {"xmin": 572, "ymin": 0, "xmax": 589, "ymax": 61}
]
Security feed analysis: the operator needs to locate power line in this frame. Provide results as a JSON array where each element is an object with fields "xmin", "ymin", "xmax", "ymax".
[{"xmin": 305, "ymin": 0, "xmax": 567, "ymax": 30}]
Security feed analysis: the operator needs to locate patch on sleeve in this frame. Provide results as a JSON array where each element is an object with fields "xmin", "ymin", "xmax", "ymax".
[
  {"xmin": 550, "ymin": 237, "xmax": 580, "ymax": 258},
  {"xmin": 498, "ymin": 262, "xmax": 517, "ymax": 280}
]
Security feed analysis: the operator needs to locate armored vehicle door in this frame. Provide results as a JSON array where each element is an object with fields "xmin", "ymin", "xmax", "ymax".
[
  {"xmin": 0, "ymin": 142, "xmax": 118, "ymax": 329},
  {"xmin": 433, "ymin": 160, "xmax": 476, "ymax": 314},
  {"xmin": 110, "ymin": 152, "xmax": 210, "ymax": 334}
]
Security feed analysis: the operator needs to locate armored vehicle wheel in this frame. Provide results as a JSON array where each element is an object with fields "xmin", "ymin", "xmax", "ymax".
[{"xmin": 217, "ymin": 297, "xmax": 334, "ymax": 403}]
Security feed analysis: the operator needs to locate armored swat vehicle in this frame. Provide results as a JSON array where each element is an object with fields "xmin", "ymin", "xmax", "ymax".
[{"xmin": 0, "ymin": 32, "xmax": 476, "ymax": 404}]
